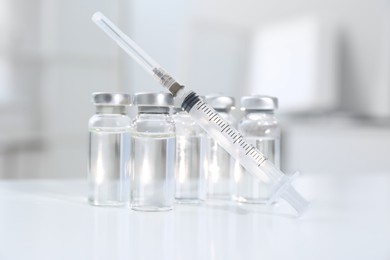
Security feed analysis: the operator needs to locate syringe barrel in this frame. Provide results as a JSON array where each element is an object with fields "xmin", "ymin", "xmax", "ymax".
[
  {"xmin": 181, "ymin": 92, "xmax": 280, "ymax": 183},
  {"xmin": 181, "ymin": 92, "xmax": 308, "ymax": 214}
]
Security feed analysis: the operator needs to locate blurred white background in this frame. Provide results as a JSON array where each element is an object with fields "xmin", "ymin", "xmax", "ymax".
[{"xmin": 1, "ymin": 0, "xmax": 390, "ymax": 178}]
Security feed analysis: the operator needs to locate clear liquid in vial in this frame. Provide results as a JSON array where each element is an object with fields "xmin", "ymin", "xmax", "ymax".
[
  {"xmin": 131, "ymin": 133, "xmax": 176, "ymax": 211},
  {"xmin": 175, "ymin": 136, "xmax": 206, "ymax": 203},
  {"xmin": 206, "ymin": 137, "xmax": 235, "ymax": 200},
  {"xmin": 233, "ymin": 137, "xmax": 280, "ymax": 203},
  {"xmin": 88, "ymin": 128, "xmax": 131, "ymax": 206}
]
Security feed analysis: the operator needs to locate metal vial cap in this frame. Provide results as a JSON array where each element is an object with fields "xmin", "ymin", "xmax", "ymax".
[
  {"xmin": 205, "ymin": 94, "xmax": 235, "ymax": 111},
  {"xmin": 133, "ymin": 92, "xmax": 174, "ymax": 107},
  {"xmin": 91, "ymin": 92, "xmax": 131, "ymax": 106},
  {"xmin": 133, "ymin": 92, "xmax": 174, "ymax": 114},
  {"xmin": 240, "ymin": 95, "xmax": 278, "ymax": 111}
]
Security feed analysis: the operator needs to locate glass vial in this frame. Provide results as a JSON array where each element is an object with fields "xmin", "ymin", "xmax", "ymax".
[
  {"xmin": 88, "ymin": 93, "xmax": 132, "ymax": 206},
  {"xmin": 205, "ymin": 94, "xmax": 236, "ymax": 199},
  {"xmin": 233, "ymin": 95, "xmax": 280, "ymax": 203},
  {"xmin": 173, "ymin": 106, "xmax": 206, "ymax": 203},
  {"xmin": 130, "ymin": 92, "xmax": 176, "ymax": 211}
]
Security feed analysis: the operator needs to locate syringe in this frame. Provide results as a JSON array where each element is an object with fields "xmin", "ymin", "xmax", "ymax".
[{"xmin": 92, "ymin": 12, "xmax": 309, "ymax": 215}]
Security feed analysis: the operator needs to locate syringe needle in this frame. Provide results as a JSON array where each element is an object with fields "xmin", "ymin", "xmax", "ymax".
[
  {"xmin": 92, "ymin": 12, "xmax": 183, "ymax": 96},
  {"xmin": 92, "ymin": 12, "xmax": 159, "ymax": 75}
]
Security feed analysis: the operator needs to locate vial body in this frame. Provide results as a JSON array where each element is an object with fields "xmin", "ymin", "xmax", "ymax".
[
  {"xmin": 131, "ymin": 113, "xmax": 176, "ymax": 211},
  {"xmin": 206, "ymin": 112, "xmax": 236, "ymax": 199},
  {"xmin": 173, "ymin": 110, "xmax": 206, "ymax": 203},
  {"xmin": 233, "ymin": 111, "xmax": 280, "ymax": 203},
  {"xmin": 88, "ymin": 113, "xmax": 131, "ymax": 206}
]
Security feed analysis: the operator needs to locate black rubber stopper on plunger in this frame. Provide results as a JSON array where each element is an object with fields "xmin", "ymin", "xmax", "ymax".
[{"xmin": 181, "ymin": 92, "xmax": 201, "ymax": 112}]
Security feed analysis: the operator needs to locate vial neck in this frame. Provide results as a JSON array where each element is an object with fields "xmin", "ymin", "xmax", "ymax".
[
  {"xmin": 96, "ymin": 105, "xmax": 127, "ymax": 114},
  {"xmin": 137, "ymin": 106, "xmax": 170, "ymax": 114},
  {"xmin": 245, "ymin": 109, "xmax": 274, "ymax": 115}
]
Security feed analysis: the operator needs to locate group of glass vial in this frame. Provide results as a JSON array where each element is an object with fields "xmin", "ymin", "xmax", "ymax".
[{"xmin": 88, "ymin": 92, "xmax": 280, "ymax": 211}]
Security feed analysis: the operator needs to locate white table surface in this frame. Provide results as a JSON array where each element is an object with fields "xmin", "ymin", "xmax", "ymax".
[{"xmin": 0, "ymin": 173, "xmax": 389, "ymax": 260}]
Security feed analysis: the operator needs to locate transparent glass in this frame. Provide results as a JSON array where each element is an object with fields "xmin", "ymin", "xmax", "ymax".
[
  {"xmin": 173, "ymin": 110, "xmax": 206, "ymax": 203},
  {"xmin": 92, "ymin": 10, "xmax": 308, "ymax": 213},
  {"xmin": 206, "ymin": 111, "xmax": 236, "ymax": 199},
  {"xmin": 130, "ymin": 113, "xmax": 176, "ymax": 211},
  {"xmin": 233, "ymin": 111, "xmax": 281, "ymax": 203},
  {"xmin": 88, "ymin": 112, "xmax": 132, "ymax": 206}
]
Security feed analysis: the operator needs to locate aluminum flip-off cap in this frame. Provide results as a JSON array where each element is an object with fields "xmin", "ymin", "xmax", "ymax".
[
  {"xmin": 133, "ymin": 92, "xmax": 174, "ymax": 107},
  {"xmin": 92, "ymin": 93, "xmax": 131, "ymax": 106},
  {"xmin": 205, "ymin": 94, "xmax": 235, "ymax": 111},
  {"xmin": 240, "ymin": 95, "xmax": 278, "ymax": 111}
]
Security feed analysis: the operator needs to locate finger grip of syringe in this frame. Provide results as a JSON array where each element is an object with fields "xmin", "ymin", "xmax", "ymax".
[{"xmin": 92, "ymin": 12, "xmax": 160, "ymax": 75}]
